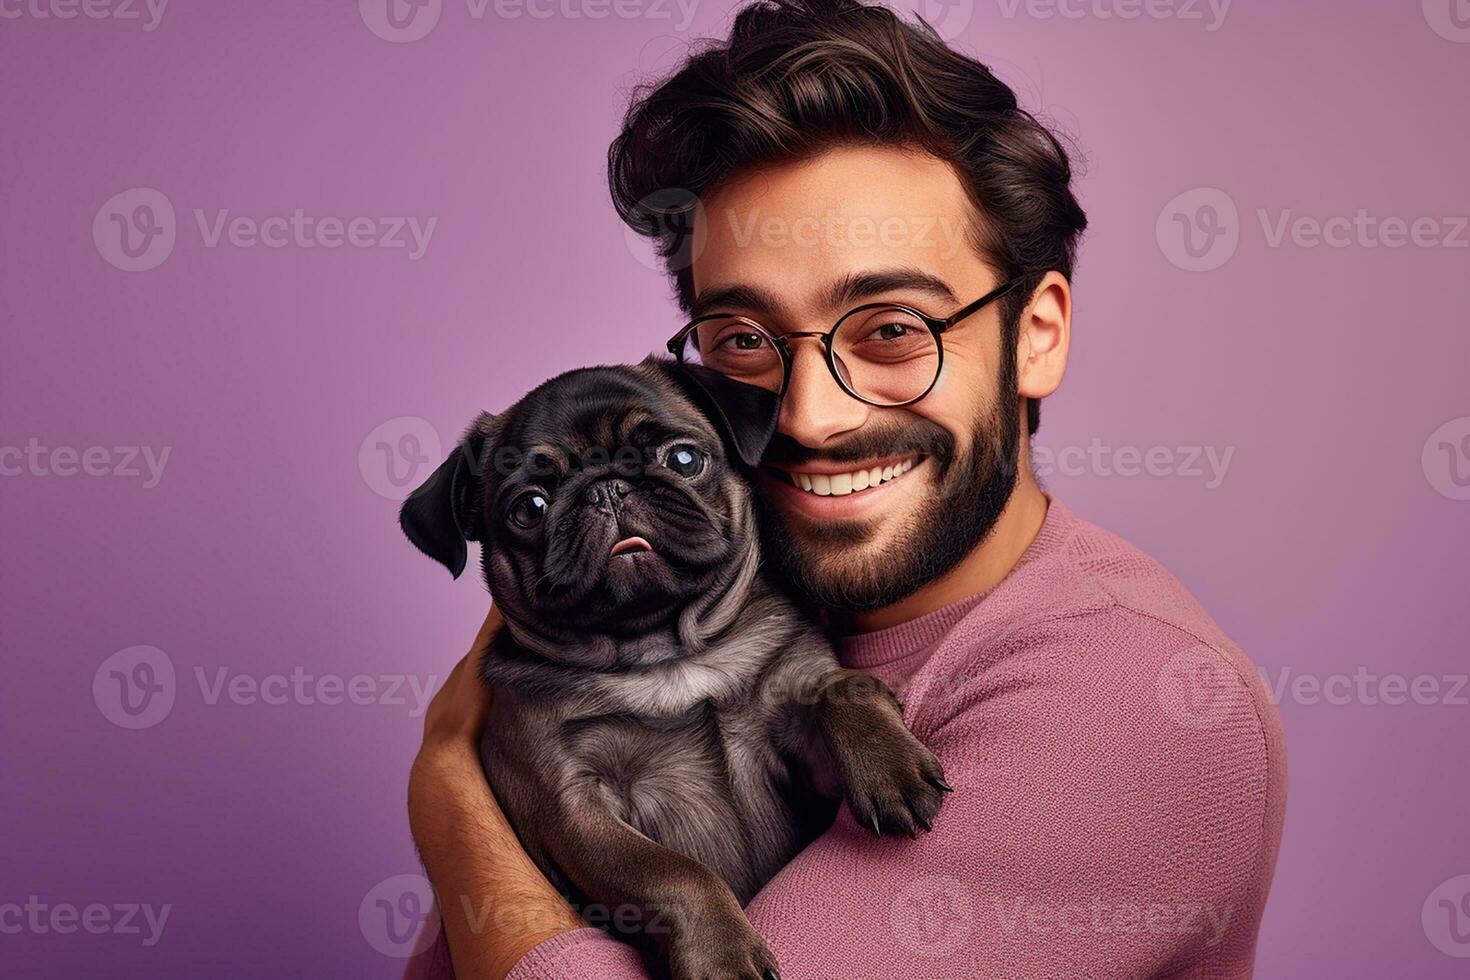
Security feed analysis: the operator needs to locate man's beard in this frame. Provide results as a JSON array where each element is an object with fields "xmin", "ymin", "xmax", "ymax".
[{"xmin": 756, "ymin": 370, "xmax": 1021, "ymax": 612}]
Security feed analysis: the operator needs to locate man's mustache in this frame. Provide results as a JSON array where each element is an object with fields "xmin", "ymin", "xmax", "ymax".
[{"xmin": 761, "ymin": 415, "xmax": 956, "ymax": 472}]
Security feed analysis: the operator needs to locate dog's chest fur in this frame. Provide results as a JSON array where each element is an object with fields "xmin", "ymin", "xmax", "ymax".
[{"xmin": 480, "ymin": 591, "xmax": 829, "ymax": 904}]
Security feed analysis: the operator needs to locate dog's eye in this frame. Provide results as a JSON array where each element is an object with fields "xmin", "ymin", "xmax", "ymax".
[
  {"xmin": 509, "ymin": 492, "xmax": 548, "ymax": 529},
  {"xmin": 664, "ymin": 444, "xmax": 706, "ymax": 478}
]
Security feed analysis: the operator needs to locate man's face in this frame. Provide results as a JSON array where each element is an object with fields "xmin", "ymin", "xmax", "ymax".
[{"xmin": 690, "ymin": 145, "xmax": 1022, "ymax": 610}]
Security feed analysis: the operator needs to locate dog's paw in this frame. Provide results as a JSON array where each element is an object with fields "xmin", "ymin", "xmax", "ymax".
[
  {"xmin": 665, "ymin": 910, "xmax": 779, "ymax": 980},
  {"xmin": 838, "ymin": 706, "xmax": 950, "ymax": 839}
]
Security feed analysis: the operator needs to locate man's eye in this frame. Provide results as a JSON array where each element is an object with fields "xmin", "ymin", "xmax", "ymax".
[
  {"xmin": 875, "ymin": 323, "xmax": 911, "ymax": 340},
  {"xmin": 664, "ymin": 444, "xmax": 706, "ymax": 478},
  {"xmin": 717, "ymin": 331, "xmax": 768, "ymax": 351},
  {"xmin": 509, "ymin": 492, "xmax": 548, "ymax": 529}
]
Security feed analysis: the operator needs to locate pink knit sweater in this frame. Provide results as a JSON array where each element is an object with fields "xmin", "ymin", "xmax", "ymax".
[{"xmin": 408, "ymin": 499, "xmax": 1287, "ymax": 979}]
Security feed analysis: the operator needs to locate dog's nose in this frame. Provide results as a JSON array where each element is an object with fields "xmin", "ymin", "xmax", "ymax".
[{"xmin": 583, "ymin": 479, "xmax": 631, "ymax": 509}]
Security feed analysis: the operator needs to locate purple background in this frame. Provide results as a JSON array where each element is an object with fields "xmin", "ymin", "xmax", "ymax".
[{"xmin": 3, "ymin": 1, "xmax": 1468, "ymax": 976}]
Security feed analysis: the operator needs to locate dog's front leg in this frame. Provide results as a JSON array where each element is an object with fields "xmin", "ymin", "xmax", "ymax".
[
  {"xmin": 543, "ymin": 796, "xmax": 779, "ymax": 980},
  {"xmin": 784, "ymin": 662, "xmax": 951, "ymax": 838}
]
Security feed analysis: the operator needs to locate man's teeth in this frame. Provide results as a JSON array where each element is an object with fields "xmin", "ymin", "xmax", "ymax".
[{"xmin": 791, "ymin": 459, "xmax": 915, "ymax": 496}]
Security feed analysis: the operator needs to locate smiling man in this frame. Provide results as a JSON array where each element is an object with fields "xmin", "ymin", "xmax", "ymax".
[{"xmin": 405, "ymin": 1, "xmax": 1286, "ymax": 977}]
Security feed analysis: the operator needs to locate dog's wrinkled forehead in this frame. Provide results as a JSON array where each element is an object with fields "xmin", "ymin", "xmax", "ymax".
[{"xmin": 497, "ymin": 366, "xmax": 719, "ymax": 479}]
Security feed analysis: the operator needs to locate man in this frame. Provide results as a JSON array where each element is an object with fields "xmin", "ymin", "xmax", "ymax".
[{"xmin": 406, "ymin": 1, "xmax": 1286, "ymax": 977}]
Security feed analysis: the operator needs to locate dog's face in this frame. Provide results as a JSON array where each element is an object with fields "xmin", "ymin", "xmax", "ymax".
[{"xmin": 401, "ymin": 360, "xmax": 779, "ymax": 639}]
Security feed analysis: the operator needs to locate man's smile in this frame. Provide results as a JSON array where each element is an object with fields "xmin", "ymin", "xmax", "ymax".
[{"xmin": 757, "ymin": 455, "xmax": 929, "ymax": 518}]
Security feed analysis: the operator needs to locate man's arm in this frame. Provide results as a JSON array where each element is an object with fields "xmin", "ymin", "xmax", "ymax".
[
  {"xmin": 406, "ymin": 608, "xmax": 587, "ymax": 980},
  {"xmin": 409, "ymin": 611, "xmax": 1280, "ymax": 980}
]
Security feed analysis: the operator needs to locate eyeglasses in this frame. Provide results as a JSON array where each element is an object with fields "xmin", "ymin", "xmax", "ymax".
[{"xmin": 666, "ymin": 279, "xmax": 1025, "ymax": 408}]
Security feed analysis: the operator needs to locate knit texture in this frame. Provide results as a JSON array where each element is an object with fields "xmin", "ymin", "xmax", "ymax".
[{"xmin": 408, "ymin": 499, "xmax": 1287, "ymax": 979}]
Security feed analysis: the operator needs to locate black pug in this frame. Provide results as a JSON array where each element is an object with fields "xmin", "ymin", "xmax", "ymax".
[{"xmin": 400, "ymin": 359, "xmax": 947, "ymax": 980}]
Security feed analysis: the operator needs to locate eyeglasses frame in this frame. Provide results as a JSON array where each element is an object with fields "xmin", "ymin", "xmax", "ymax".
[{"xmin": 665, "ymin": 277, "xmax": 1027, "ymax": 408}]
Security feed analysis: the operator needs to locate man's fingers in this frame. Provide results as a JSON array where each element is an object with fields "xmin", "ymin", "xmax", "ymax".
[{"xmin": 469, "ymin": 604, "xmax": 505, "ymax": 656}]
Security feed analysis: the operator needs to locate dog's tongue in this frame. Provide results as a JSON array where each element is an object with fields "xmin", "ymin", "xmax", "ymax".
[{"xmin": 609, "ymin": 536, "xmax": 653, "ymax": 557}]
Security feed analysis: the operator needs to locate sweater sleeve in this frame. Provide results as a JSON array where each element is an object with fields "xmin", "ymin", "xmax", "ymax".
[{"xmin": 497, "ymin": 614, "xmax": 1279, "ymax": 980}]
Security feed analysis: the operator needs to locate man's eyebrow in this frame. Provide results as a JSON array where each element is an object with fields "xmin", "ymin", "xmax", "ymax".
[
  {"xmin": 690, "ymin": 268, "xmax": 961, "ymax": 321},
  {"xmin": 823, "ymin": 268, "xmax": 960, "ymax": 309},
  {"xmin": 689, "ymin": 282, "xmax": 785, "ymax": 319}
]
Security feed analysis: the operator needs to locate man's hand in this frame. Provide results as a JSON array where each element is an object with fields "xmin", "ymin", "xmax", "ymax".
[
  {"xmin": 407, "ymin": 606, "xmax": 585, "ymax": 980},
  {"xmin": 419, "ymin": 605, "xmax": 501, "ymax": 750}
]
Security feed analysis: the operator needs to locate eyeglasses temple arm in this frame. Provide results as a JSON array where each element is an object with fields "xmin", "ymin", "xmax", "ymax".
[{"xmin": 940, "ymin": 277, "xmax": 1027, "ymax": 331}]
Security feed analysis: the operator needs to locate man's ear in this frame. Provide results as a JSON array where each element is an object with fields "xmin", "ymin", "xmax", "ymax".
[
  {"xmin": 650, "ymin": 357, "xmax": 781, "ymax": 468},
  {"xmin": 398, "ymin": 412, "xmax": 497, "ymax": 579}
]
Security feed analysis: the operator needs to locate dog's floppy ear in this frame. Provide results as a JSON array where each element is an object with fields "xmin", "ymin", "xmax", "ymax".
[
  {"xmin": 651, "ymin": 358, "xmax": 781, "ymax": 468},
  {"xmin": 399, "ymin": 412, "xmax": 498, "ymax": 579}
]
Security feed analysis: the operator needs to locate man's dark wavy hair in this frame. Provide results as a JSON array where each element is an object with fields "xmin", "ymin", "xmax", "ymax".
[{"xmin": 608, "ymin": 0, "xmax": 1087, "ymax": 436}]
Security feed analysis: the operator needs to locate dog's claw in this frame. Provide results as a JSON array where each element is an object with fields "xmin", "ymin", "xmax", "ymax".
[
  {"xmin": 927, "ymin": 774, "xmax": 953, "ymax": 793},
  {"xmin": 763, "ymin": 970, "xmax": 780, "ymax": 980},
  {"xmin": 870, "ymin": 814, "xmax": 882, "ymax": 837}
]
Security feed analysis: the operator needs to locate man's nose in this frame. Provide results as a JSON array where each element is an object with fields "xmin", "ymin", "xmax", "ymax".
[
  {"xmin": 777, "ymin": 344, "xmax": 869, "ymax": 447},
  {"xmin": 583, "ymin": 478, "xmax": 632, "ymax": 511}
]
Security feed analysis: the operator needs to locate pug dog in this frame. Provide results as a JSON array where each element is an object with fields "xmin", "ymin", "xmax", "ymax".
[{"xmin": 400, "ymin": 359, "xmax": 948, "ymax": 980}]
